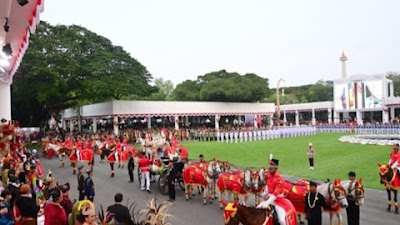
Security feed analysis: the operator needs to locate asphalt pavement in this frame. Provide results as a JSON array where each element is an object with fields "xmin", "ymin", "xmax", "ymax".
[{"xmin": 38, "ymin": 154, "xmax": 398, "ymax": 225}]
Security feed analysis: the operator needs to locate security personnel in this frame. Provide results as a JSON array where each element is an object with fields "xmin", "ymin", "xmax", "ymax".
[
  {"xmin": 389, "ymin": 144, "xmax": 400, "ymax": 176},
  {"xmin": 85, "ymin": 169, "xmax": 95, "ymax": 201},
  {"xmin": 256, "ymin": 157, "xmax": 286, "ymax": 225},
  {"xmin": 167, "ymin": 160, "xmax": 176, "ymax": 201},
  {"xmin": 346, "ymin": 171, "xmax": 360, "ymax": 225},
  {"xmin": 77, "ymin": 165, "xmax": 85, "ymax": 200},
  {"xmin": 127, "ymin": 151, "xmax": 135, "ymax": 183}
]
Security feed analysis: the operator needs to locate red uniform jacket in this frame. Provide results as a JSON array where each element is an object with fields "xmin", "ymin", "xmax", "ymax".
[
  {"xmin": 138, "ymin": 157, "xmax": 150, "ymax": 172},
  {"xmin": 266, "ymin": 172, "xmax": 284, "ymax": 197},
  {"xmin": 390, "ymin": 151, "xmax": 400, "ymax": 166}
]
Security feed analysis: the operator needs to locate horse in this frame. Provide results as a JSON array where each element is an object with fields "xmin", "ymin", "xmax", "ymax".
[
  {"xmin": 341, "ymin": 179, "xmax": 365, "ymax": 206},
  {"xmin": 378, "ymin": 163, "xmax": 400, "ymax": 214},
  {"xmin": 283, "ymin": 179, "xmax": 349, "ymax": 225},
  {"xmin": 221, "ymin": 200, "xmax": 298, "ymax": 225},
  {"xmin": 249, "ymin": 168, "xmax": 267, "ymax": 206},
  {"xmin": 183, "ymin": 159, "xmax": 222, "ymax": 204},
  {"xmin": 91, "ymin": 140, "xmax": 106, "ymax": 162},
  {"xmin": 43, "ymin": 143, "xmax": 62, "ymax": 160},
  {"xmin": 57, "ymin": 147, "xmax": 94, "ymax": 174}
]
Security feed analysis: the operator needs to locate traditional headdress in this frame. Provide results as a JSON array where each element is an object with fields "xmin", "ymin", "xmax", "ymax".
[
  {"xmin": 78, "ymin": 200, "xmax": 96, "ymax": 217},
  {"xmin": 268, "ymin": 154, "xmax": 279, "ymax": 169}
]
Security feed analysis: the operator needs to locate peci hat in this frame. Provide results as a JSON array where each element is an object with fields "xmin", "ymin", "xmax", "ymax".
[
  {"xmin": 348, "ymin": 171, "xmax": 356, "ymax": 177},
  {"xmin": 199, "ymin": 154, "xmax": 204, "ymax": 158},
  {"xmin": 86, "ymin": 168, "xmax": 93, "ymax": 174},
  {"xmin": 78, "ymin": 165, "xmax": 84, "ymax": 170},
  {"xmin": 58, "ymin": 182, "xmax": 71, "ymax": 193},
  {"xmin": 310, "ymin": 181, "xmax": 318, "ymax": 187}
]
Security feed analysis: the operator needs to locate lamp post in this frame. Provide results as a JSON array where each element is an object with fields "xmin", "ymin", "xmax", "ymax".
[{"xmin": 276, "ymin": 78, "xmax": 285, "ymax": 126}]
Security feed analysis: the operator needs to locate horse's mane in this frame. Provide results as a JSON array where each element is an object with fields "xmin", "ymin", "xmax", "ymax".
[{"xmin": 237, "ymin": 203, "xmax": 269, "ymax": 213}]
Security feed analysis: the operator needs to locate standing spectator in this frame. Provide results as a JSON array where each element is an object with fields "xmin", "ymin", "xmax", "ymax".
[
  {"xmin": 77, "ymin": 166, "xmax": 85, "ymax": 201},
  {"xmin": 307, "ymin": 143, "xmax": 315, "ymax": 170},
  {"xmin": 2, "ymin": 161, "xmax": 11, "ymax": 189},
  {"xmin": 167, "ymin": 160, "xmax": 176, "ymax": 202},
  {"xmin": 85, "ymin": 169, "xmax": 95, "ymax": 201},
  {"xmin": 138, "ymin": 152, "xmax": 151, "ymax": 193},
  {"xmin": 346, "ymin": 171, "xmax": 360, "ymax": 225},
  {"xmin": 305, "ymin": 181, "xmax": 334, "ymax": 225},
  {"xmin": 7, "ymin": 175, "xmax": 20, "ymax": 209},
  {"xmin": 127, "ymin": 152, "xmax": 135, "ymax": 183},
  {"xmin": 15, "ymin": 184, "xmax": 40, "ymax": 225},
  {"xmin": 0, "ymin": 190, "xmax": 14, "ymax": 225},
  {"xmin": 106, "ymin": 193, "xmax": 133, "ymax": 225},
  {"xmin": 44, "ymin": 189, "xmax": 67, "ymax": 225},
  {"xmin": 59, "ymin": 183, "xmax": 73, "ymax": 220}
]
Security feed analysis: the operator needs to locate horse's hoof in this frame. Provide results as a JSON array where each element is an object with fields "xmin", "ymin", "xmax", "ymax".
[{"xmin": 203, "ymin": 202, "xmax": 207, "ymax": 205}]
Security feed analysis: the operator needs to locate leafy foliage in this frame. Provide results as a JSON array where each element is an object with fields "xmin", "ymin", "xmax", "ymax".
[
  {"xmin": 173, "ymin": 70, "xmax": 270, "ymax": 102},
  {"xmin": 11, "ymin": 22, "xmax": 155, "ymax": 126}
]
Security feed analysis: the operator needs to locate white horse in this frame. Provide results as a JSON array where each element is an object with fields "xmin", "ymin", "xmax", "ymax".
[
  {"xmin": 341, "ymin": 179, "xmax": 365, "ymax": 206},
  {"xmin": 248, "ymin": 168, "xmax": 267, "ymax": 206},
  {"xmin": 203, "ymin": 160, "xmax": 222, "ymax": 204},
  {"xmin": 318, "ymin": 180, "xmax": 349, "ymax": 225},
  {"xmin": 45, "ymin": 143, "xmax": 64, "ymax": 166}
]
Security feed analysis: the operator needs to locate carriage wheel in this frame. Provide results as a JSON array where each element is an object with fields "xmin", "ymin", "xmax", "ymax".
[{"xmin": 158, "ymin": 174, "xmax": 169, "ymax": 195}]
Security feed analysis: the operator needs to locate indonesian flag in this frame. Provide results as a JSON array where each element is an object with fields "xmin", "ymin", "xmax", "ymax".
[{"xmin": 161, "ymin": 128, "xmax": 167, "ymax": 137}]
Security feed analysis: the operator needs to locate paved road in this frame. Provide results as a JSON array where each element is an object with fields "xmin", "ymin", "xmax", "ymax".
[{"xmin": 39, "ymin": 155, "xmax": 398, "ymax": 225}]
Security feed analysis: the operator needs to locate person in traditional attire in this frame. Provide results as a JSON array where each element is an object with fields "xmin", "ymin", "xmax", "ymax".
[
  {"xmin": 305, "ymin": 181, "xmax": 334, "ymax": 225},
  {"xmin": 138, "ymin": 152, "xmax": 151, "ymax": 192},
  {"xmin": 15, "ymin": 184, "xmax": 40, "ymax": 225},
  {"xmin": 307, "ymin": 143, "xmax": 315, "ymax": 170},
  {"xmin": 346, "ymin": 171, "xmax": 360, "ymax": 225},
  {"xmin": 167, "ymin": 160, "xmax": 176, "ymax": 202},
  {"xmin": 59, "ymin": 183, "xmax": 73, "ymax": 220},
  {"xmin": 75, "ymin": 200, "xmax": 99, "ymax": 225},
  {"xmin": 256, "ymin": 157, "xmax": 286, "ymax": 225},
  {"xmin": 77, "ymin": 165, "xmax": 85, "ymax": 201},
  {"xmin": 389, "ymin": 144, "xmax": 400, "ymax": 177},
  {"xmin": 44, "ymin": 189, "xmax": 67, "ymax": 225}
]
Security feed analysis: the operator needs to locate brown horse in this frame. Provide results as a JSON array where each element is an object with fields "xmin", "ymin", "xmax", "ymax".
[
  {"xmin": 221, "ymin": 200, "xmax": 298, "ymax": 225},
  {"xmin": 378, "ymin": 163, "xmax": 400, "ymax": 214},
  {"xmin": 58, "ymin": 147, "xmax": 94, "ymax": 174}
]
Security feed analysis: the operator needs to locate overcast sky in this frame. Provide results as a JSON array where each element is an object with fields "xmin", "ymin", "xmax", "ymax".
[{"xmin": 41, "ymin": 0, "xmax": 400, "ymax": 88}]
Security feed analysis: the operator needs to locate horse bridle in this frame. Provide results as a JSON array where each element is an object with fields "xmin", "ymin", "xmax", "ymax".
[{"xmin": 328, "ymin": 183, "xmax": 346, "ymax": 202}]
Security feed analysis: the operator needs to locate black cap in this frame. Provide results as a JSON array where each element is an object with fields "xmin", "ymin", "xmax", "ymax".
[
  {"xmin": 0, "ymin": 118, "xmax": 7, "ymax": 123},
  {"xmin": 310, "ymin": 181, "xmax": 318, "ymax": 187},
  {"xmin": 1, "ymin": 190, "xmax": 12, "ymax": 198},
  {"xmin": 86, "ymin": 168, "xmax": 93, "ymax": 174},
  {"xmin": 78, "ymin": 165, "xmax": 84, "ymax": 170},
  {"xmin": 199, "ymin": 154, "xmax": 204, "ymax": 158},
  {"xmin": 348, "ymin": 171, "xmax": 356, "ymax": 177}
]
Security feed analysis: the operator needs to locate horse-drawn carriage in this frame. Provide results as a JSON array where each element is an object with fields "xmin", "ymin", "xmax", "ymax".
[{"xmin": 158, "ymin": 158, "xmax": 185, "ymax": 195}]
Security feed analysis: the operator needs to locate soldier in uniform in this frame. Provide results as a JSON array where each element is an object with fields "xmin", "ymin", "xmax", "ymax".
[
  {"xmin": 84, "ymin": 169, "xmax": 95, "ymax": 201},
  {"xmin": 234, "ymin": 128, "xmax": 238, "ymax": 144},
  {"xmin": 256, "ymin": 157, "xmax": 286, "ymax": 225},
  {"xmin": 229, "ymin": 128, "xmax": 234, "ymax": 143},
  {"xmin": 77, "ymin": 165, "xmax": 85, "ymax": 200},
  {"xmin": 239, "ymin": 128, "xmax": 243, "ymax": 143},
  {"xmin": 249, "ymin": 128, "xmax": 253, "ymax": 142},
  {"xmin": 244, "ymin": 128, "xmax": 248, "ymax": 142},
  {"xmin": 389, "ymin": 144, "xmax": 400, "ymax": 176}
]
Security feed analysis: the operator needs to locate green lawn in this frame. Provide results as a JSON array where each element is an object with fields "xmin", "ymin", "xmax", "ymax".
[{"xmin": 184, "ymin": 133, "xmax": 391, "ymax": 190}]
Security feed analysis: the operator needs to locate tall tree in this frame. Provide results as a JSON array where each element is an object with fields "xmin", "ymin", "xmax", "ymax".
[{"xmin": 11, "ymin": 21, "xmax": 155, "ymax": 126}]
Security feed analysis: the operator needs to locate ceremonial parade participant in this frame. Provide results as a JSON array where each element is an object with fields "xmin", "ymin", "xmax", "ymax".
[
  {"xmin": 128, "ymin": 151, "xmax": 135, "ymax": 183},
  {"xmin": 249, "ymin": 128, "xmax": 253, "ymax": 142},
  {"xmin": 244, "ymin": 127, "xmax": 248, "ymax": 142},
  {"xmin": 229, "ymin": 129, "xmax": 234, "ymax": 143},
  {"xmin": 346, "ymin": 171, "xmax": 360, "ymax": 225},
  {"xmin": 77, "ymin": 165, "xmax": 85, "ymax": 200},
  {"xmin": 85, "ymin": 169, "xmax": 95, "ymax": 201},
  {"xmin": 389, "ymin": 144, "xmax": 400, "ymax": 176},
  {"xmin": 256, "ymin": 157, "xmax": 286, "ymax": 225},
  {"xmin": 107, "ymin": 193, "xmax": 133, "ymax": 225},
  {"xmin": 234, "ymin": 128, "xmax": 238, "ymax": 143},
  {"xmin": 138, "ymin": 151, "xmax": 151, "ymax": 193},
  {"xmin": 167, "ymin": 160, "xmax": 176, "ymax": 202},
  {"xmin": 307, "ymin": 143, "xmax": 315, "ymax": 170},
  {"xmin": 199, "ymin": 154, "xmax": 205, "ymax": 163},
  {"xmin": 224, "ymin": 129, "xmax": 229, "ymax": 143},
  {"xmin": 239, "ymin": 128, "xmax": 243, "ymax": 143},
  {"xmin": 220, "ymin": 128, "xmax": 224, "ymax": 143},
  {"xmin": 216, "ymin": 129, "xmax": 220, "ymax": 142},
  {"xmin": 305, "ymin": 181, "xmax": 334, "ymax": 225}
]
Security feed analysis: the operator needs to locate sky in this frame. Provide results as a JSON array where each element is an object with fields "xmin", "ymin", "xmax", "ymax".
[{"xmin": 41, "ymin": 0, "xmax": 400, "ymax": 88}]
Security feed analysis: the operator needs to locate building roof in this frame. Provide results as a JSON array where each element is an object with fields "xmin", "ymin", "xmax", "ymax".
[
  {"xmin": 61, "ymin": 100, "xmax": 276, "ymax": 119},
  {"xmin": 280, "ymin": 101, "xmax": 334, "ymax": 112}
]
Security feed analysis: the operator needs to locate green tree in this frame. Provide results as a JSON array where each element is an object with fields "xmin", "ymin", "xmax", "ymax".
[
  {"xmin": 11, "ymin": 22, "xmax": 155, "ymax": 126},
  {"xmin": 387, "ymin": 72, "xmax": 400, "ymax": 96},
  {"xmin": 172, "ymin": 80, "xmax": 201, "ymax": 101},
  {"xmin": 148, "ymin": 78, "xmax": 174, "ymax": 100}
]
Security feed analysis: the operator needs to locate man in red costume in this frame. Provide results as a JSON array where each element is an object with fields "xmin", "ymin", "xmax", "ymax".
[
  {"xmin": 389, "ymin": 144, "xmax": 400, "ymax": 176},
  {"xmin": 256, "ymin": 157, "xmax": 287, "ymax": 225},
  {"xmin": 138, "ymin": 151, "xmax": 151, "ymax": 193}
]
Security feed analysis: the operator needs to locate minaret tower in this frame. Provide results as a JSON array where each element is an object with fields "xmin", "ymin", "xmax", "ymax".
[{"xmin": 340, "ymin": 51, "xmax": 348, "ymax": 78}]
